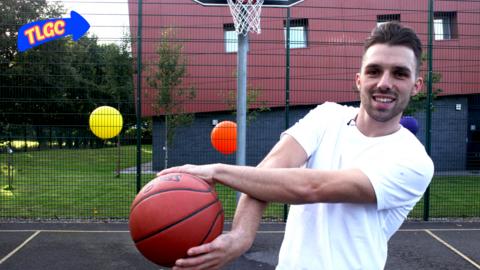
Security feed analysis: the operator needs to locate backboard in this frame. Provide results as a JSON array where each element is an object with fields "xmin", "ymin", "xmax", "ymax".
[{"xmin": 192, "ymin": 0, "xmax": 304, "ymax": 7}]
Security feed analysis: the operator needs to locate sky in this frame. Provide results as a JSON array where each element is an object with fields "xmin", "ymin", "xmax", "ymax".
[{"xmin": 47, "ymin": 0, "xmax": 131, "ymax": 44}]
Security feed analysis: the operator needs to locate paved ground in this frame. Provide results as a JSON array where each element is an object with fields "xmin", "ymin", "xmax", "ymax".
[{"xmin": 0, "ymin": 221, "xmax": 479, "ymax": 269}]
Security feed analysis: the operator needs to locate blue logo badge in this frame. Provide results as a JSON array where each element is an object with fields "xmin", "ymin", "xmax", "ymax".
[{"xmin": 18, "ymin": 11, "xmax": 90, "ymax": 52}]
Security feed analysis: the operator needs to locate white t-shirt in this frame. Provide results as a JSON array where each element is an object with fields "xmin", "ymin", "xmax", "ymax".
[{"xmin": 276, "ymin": 102, "xmax": 434, "ymax": 270}]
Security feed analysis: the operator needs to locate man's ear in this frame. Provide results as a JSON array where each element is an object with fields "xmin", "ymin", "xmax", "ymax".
[
  {"xmin": 355, "ymin": 73, "xmax": 361, "ymax": 91},
  {"xmin": 412, "ymin": 76, "xmax": 424, "ymax": 96}
]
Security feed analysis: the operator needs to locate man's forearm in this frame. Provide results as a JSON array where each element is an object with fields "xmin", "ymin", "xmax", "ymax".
[
  {"xmin": 228, "ymin": 147, "xmax": 294, "ymax": 247},
  {"xmin": 214, "ymin": 164, "xmax": 376, "ymax": 204},
  {"xmin": 214, "ymin": 164, "xmax": 311, "ymax": 203},
  {"xmin": 226, "ymin": 135, "xmax": 307, "ymax": 247},
  {"xmin": 230, "ymin": 193, "xmax": 267, "ymax": 247}
]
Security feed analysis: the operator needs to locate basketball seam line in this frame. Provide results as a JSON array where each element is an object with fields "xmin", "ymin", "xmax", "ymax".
[
  {"xmin": 130, "ymin": 188, "xmax": 213, "ymax": 211},
  {"xmin": 133, "ymin": 198, "xmax": 220, "ymax": 244},
  {"xmin": 199, "ymin": 209, "xmax": 224, "ymax": 245}
]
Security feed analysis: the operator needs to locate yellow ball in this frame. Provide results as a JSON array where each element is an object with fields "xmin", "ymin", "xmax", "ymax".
[{"xmin": 89, "ymin": 106, "xmax": 123, "ymax": 139}]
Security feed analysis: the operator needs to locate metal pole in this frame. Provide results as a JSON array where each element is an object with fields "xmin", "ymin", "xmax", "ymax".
[
  {"xmin": 423, "ymin": 0, "xmax": 434, "ymax": 221},
  {"xmin": 164, "ymin": 115, "xmax": 168, "ymax": 169},
  {"xmin": 136, "ymin": 0, "xmax": 143, "ymax": 193},
  {"xmin": 283, "ymin": 7, "xmax": 291, "ymax": 222},
  {"xmin": 6, "ymin": 146, "xmax": 13, "ymax": 190},
  {"xmin": 116, "ymin": 103, "xmax": 121, "ymax": 178},
  {"xmin": 236, "ymin": 33, "xmax": 248, "ymax": 202},
  {"xmin": 116, "ymin": 134, "xmax": 121, "ymax": 178}
]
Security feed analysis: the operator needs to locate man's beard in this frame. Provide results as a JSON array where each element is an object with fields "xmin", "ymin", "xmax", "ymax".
[{"xmin": 362, "ymin": 89, "xmax": 411, "ymax": 122}]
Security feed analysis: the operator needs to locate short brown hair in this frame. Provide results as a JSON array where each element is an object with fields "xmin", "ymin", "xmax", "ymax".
[{"xmin": 364, "ymin": 22, "xmax": 422, "ymax": 75}]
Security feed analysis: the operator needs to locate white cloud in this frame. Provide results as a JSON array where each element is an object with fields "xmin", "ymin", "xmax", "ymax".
[{"xmin": 47, "ymin": 0, "xmax": 131, "ymax": 44}]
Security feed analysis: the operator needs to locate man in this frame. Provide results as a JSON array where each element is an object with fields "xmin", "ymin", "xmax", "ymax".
[{"xmin": 158, "ymin": 22, "xmax": 434, "ymax": 270}]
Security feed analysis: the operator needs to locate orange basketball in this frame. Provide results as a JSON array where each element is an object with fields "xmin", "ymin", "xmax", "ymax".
[
  {"xmin": 211, "ymin": 121, "xmax": 237, "ymax": 155},
  {"xmin": 129, "ymin": 173, "xmax": 224, "ymax": 267}
]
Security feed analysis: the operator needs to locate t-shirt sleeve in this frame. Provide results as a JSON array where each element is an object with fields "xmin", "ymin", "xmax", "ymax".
[
  {"xmin": 361, "ymin": 153, "xmax": 434, "ymax": 211},
  {"xmin": 282, "ymin": 102, "xmax": 338, "ymax": 157}
]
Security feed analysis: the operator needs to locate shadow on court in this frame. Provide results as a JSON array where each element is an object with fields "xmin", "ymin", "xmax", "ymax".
[{"xmin": 0, "ymin": 221, "xmax": 478, "ymax": 269}]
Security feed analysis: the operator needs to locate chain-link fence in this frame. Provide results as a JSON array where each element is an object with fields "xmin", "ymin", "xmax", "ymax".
[{"xmin": 1, "ymin": 0, "xmax": 479, "ymax": 221}]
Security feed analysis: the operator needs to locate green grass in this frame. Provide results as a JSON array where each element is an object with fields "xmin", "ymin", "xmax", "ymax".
[
  {"xmin": 215, "ymin": 185, "xmax": 287, "ymax": 221},
  {"xmin": 0, "ymin": 145, "xmax": 286, "ymax": 220},
  {"xmin": 409, "ymin": 176, "xmax": 480, "ymax": 219},
  {"xmin": 0, "ymin": 145, "xmax": 154, "ymax": 219},
  {"xmin": 1, "ymin": 147, "xmax": 478, "ymax": 220}
]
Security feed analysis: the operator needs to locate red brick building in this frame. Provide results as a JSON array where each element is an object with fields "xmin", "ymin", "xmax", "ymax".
[{"xmin": 129, "ymin": 0, "xmax": 480, "ymax": 171}]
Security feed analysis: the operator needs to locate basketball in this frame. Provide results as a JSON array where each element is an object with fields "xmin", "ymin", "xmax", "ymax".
[
  {"xmin": 129, "ymin": 173, "xmax": 224, "ymax": 267},
  {"xmin": 211, "ymin": 120, "xmax": 237, "ymax": 155}
]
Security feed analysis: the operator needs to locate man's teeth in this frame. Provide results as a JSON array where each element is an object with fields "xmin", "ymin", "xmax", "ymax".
[{"xmin": 374, "ymin": 97, "xmax": 393, "ymax": 103}]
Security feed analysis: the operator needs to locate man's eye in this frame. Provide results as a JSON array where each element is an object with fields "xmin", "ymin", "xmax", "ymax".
[
  {"xmin": 395, "ymin": 71, "xmax": 409, "ymax": 78},
  {"xmin": 366, "ymin": 69, "xmax": 379, "ymax": 76}
]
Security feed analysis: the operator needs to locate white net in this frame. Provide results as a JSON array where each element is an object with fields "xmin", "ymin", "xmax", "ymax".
[{"xmin": 227, "ymin": 0, "xmax": 265, "ymax": 35}]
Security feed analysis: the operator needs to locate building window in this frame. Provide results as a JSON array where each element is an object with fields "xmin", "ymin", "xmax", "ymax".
[
  {"xmin": 284, "ymin": 18, "xmax": 308, "ymax": 49},
  {"xmin": 434, "ymin": 11, "xmax": 458, "ymax": 40},
  {"xmin": 224, "ymin": 23, "xmax": 237, "ymax": 53},
  {"xmin": 377, "ymin": 14, "xmax": 400, "ymax": 26}
]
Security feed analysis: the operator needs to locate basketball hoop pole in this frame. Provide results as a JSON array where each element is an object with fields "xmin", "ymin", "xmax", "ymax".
[
  {"xmin": 235, "ymin": 32, "xmax": 248, "ymax": 202},
  {"xmin": 192, "ymin": 0, "xmax": 304, "ymax": 207}
]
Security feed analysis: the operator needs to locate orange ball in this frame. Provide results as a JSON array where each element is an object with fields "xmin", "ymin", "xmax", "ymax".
[
  {"xmin": 210, "ymin": 121, "xmax": 237, "ymax": 155},
  {"xmin": 129, "ymin": 173, "xmax": 224, "ymax": 267}
]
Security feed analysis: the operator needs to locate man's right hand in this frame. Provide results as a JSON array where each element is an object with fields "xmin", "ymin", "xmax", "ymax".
[{"xmin": 172, "ymin": 230, "xmax": 252, "ymax": 270}]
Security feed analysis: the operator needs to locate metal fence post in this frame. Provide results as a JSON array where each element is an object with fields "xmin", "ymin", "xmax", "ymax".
[
  {"xmin": 283, "ymin": 7, "xmax": 291, "ymax": 222},
  {"xmin": 136, "ymin": 0, "xmax": 143, "ymax": 193},
  {"xmin": 423, "ymin": 0, "xmax": 434, "ymax": 221},
  {"xmin": 6, "ymin": 146, "xmax": 14, "ymax": 191}
]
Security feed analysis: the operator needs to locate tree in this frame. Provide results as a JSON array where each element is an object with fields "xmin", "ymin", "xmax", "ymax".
[
  {"xmin": 0, "ymin": 0, "xmax": 63, "ymax": 71},
  {"xmin": 147, "ymin": 29, "xmax": 196, "ymax": 168},
  {"xmin": 0, "ymin": 0, "xmax": 66, "ymax": 145},
  {"xmin": 226, "ymin": 86, "xmax": 271, "ymax": 123},
  {"xmin": 225, "ymin": 71, "xmax": 270, "ymax": 123},
  {"xmin": 404, "ymin": 54, "xmax": 443, "ymax": 116},
  {"xmin": 66, "ymin": 37, "xmax": 134, "ymax": 147},
  {"xmin": 0, "ymin": 0, "xmax": 135, "ymax": 148}
]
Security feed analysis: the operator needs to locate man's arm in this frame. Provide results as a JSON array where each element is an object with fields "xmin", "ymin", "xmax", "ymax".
[
  {"xmin": 171, "ymin": 134, "xmax": 308, "ymax": 270},
  {"xmin": 162, "ymin": 139, "xmax": 376, "ymax": 207},
  {"xmin": 229, "ymin": 134, "xmax": 309, "ymax": 249},
  {"xmin": 212, "ymin": 164, "xmax": 376, "ymax": 204},
  {"xmin": 162, "ymin": 141, "xmax": 376, "ymax": 205}
]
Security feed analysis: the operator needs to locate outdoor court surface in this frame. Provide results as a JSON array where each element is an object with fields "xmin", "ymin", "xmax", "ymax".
[{"xmin": 0, "ymin": 221, "xmax": 479, "ymax": 269}]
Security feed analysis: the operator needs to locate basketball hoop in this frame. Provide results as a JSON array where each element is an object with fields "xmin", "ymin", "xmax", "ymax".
[{"xmin": 227, "ymin": 0, "xmax": 264, "ymax": 35}]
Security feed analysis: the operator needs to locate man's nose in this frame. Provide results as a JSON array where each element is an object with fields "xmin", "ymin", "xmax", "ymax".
[{"xmin": 377, "ymin": 72, "xmax": 393, "ymax": 90}]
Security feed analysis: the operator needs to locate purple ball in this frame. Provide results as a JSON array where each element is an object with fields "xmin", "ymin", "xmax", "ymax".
[{"xmin": 400, "ymin": 116, "xmax": 419, "ymax": 135}]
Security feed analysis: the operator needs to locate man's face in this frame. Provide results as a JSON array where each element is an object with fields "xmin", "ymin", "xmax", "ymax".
[{"xmin": 356, "ymin": 44, "xmax": 423, "ymax": 123}]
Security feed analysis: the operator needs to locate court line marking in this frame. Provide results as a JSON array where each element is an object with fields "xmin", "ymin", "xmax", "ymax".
[
  {"xmin": 0, "ymin": 228, "xmax": 478, "ymax": 268},
  {"xmin": 0, "ymin": 230, "xmax": 41, "ymax": 265},
  {"xmin": 399, "ymin": 228, "xmax": 480, "ymax": 232},
  {"xmin": 425, "ymin": 229, "xmax": 480, "ymax": 269},
  {"xmin": 255, "ymin": 228, "xmax": 480, "ymax": 233}
]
